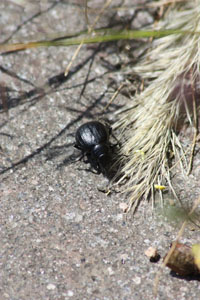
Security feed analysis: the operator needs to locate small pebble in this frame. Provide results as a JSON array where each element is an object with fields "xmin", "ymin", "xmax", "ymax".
[
  {"xmin": 47, "ymin": 283, "xmax": 56, "ymax": 290},
  {"xmin": 145, "ymin": 247, "xmax": 160, "ymax": 262},
  {"xmin": 132, "ymin": 276, "xmax": 141, "ymax": 285},
  {"xmin": 107, "ymin": 267, "xmax": 114, "ymax": 276},
  {"xmin": 119, "ymin": 202, "xmax": 128, "ymax": 212},
  {"xmin": 67, "ymin": 290, "xmax": 74, "ymax": 297}
]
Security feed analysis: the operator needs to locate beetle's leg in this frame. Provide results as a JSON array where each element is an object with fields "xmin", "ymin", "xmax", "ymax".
[
  {"xmin": 96, "ymin": 164, "xmax": 102, "ymax": 174},
  {"xmin": 74, "ymin": 143, "xmax": 82, "ymax": 150},
  {"xmin": 73, "ymin": 149, "xmax": 86, "ymax": 163},
  {"xmin": 83, "ymin": 155, "xmax": 89, "ymax": 163},
  {"xmin": 74, "ymin": 143, "xmax": 89, "ymax": 162},
  {"xmin": 91, "ymin": 168, "xmax": 100, "ymax": 174},
  {"xmin": 78, "ymin": 153, "xmax": 85, "ymax": 161},
  {"xmin": 86, "ymin": 159, "xmax": 100, "ymax": 174}
]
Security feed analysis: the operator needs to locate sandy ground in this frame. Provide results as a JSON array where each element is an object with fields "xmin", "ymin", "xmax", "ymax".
[{"xmin": 0, "ymin": 1, "xmax": 200, "ymax": 299}]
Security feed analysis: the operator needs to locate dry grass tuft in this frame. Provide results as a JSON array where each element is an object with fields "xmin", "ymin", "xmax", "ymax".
[{"xmin": 114, "ymin": 1, "xmax": 200, "ymax": 212}]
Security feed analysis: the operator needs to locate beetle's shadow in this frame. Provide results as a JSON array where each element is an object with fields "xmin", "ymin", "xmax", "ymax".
[
  {"xmin": 45, "ymin": 138, "xmax": 122, "ymax": 184},
  {"xmin": 0, "ymin": 1, "xmax": 149, "ymax": 176}
]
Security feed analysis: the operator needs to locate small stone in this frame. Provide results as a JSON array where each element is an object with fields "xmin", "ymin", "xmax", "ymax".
[
  {"xmin": 49, "ymin": 186, "xmax": 54, "ymax": 192},
  {"xmin": 64, "ymin": 212, "xmax": 76, "ymax": 220},
  {"xmin": 144, "ymin": 239, "xmax": 150, "ymax": 245},
  {"xmin": 132, "ymin": 11, "xmax": 154, "ymax": 29},
  {"xmin": 116, "ymin": 213, "xmax": 123, "ymax": 221},
  {"xmin": 180, "ymin": 286, "xmax": 188, "ymax": 292},
  {"xmin": 35, "ymin": 239, "xmax": 41, "ymax": 243},
  {"xmin": 120, "ymin": 253, "xmax": 129, "ymax": 264},
  {"xmin": 132, "ymin": 276, "xmax": 141, "ymax": 285},
  {"xmin": 119, "ymin": 202, "xmax": 128, "ymax": 212},
  {"xmin": 107, "ymin": 267, "xmax": 114, "ymax": 275},
  {"xmin": 145, "ymin": 247, "xmax": 160, "ymax": 262},
  {"xmin": 3, "ymin": 293, "xmax": 10, "ymax": 298},
  {"xmin": 75, "ymin": 214, "xmax": 83, "ymax": 222},
  {"xmin": 28, "ymin": 215, "xmax": 34, "ymax": 223},
  {"xmin": 145, "ymin": 247, "xmax": 157, "ymax": 257},
  {"xmin": 67, "ymin": 290, "xmax": 74, "ymax": 297},
  {"xmin": 47, "ymin": 283, "xmax": 56, "ymax": 290}
]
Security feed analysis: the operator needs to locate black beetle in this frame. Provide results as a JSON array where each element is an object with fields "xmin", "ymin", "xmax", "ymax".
[{"xmin": 75, "ymin": 121, "xmax": 112, "ymax": 174}]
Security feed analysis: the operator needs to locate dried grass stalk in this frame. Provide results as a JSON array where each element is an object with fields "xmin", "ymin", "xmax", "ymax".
[{"xmin": 114, "ymin": 1, "xmax": 200, "ymax": 212}]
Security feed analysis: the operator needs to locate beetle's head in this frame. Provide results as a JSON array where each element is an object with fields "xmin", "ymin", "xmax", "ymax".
[
  {"xmin": 92, "ymin": 144, "xmax": 110, "ymax": 172},
  {"xmin": 93, "ymin": 144, "xmax": 109, "ymax": 159}
]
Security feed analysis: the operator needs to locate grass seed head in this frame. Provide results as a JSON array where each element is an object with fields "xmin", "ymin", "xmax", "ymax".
[{"xmin": 114, "ymin": 1, "xmax": 200, "ymax": 212}]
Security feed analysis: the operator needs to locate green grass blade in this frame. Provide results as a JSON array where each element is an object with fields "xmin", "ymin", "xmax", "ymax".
[{"xmin": 0, "ymin": 29, "xmax": 198, "ymax": 53}]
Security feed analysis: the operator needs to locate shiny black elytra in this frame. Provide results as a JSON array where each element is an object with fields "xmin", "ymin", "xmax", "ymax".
[{"xmin": 75, "ymin": 121, "xmax": 112, "ymax": 174}]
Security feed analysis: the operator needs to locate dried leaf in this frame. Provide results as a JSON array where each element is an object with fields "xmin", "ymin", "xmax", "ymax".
[{"xmin": 165, "ymin": 242, "xmax": 200, "ymax": 276}]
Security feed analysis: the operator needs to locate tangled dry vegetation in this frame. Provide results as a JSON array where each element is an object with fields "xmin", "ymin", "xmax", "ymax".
[{"xmin": 114, "ymin": 0, "xmax": 200, "ymax": 212}]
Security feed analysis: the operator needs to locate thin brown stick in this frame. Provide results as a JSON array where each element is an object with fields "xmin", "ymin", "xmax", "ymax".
[
  {"xmin": 187, "ymin": 69, "xmax": 198, "ymax": 175},
  {"xmin": 64, "ymin": 0, "xmax": 113, "ymax": 76},
  {"xmin": 103, "ymin": 83, "xmax": 125, "ymax": 112}
]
